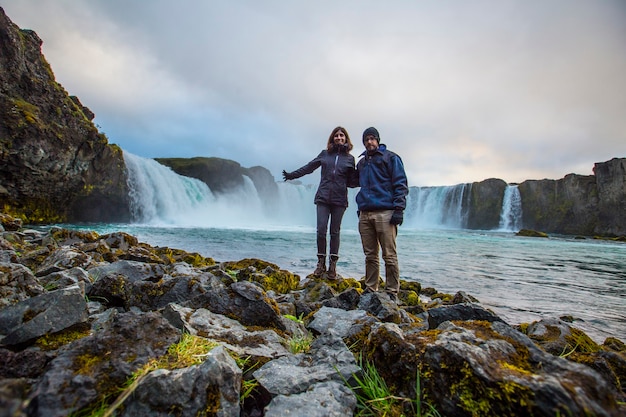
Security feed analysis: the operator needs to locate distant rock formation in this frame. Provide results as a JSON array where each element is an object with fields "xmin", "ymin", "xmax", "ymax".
[
  {"xmin": 0, "ymin": 7, "xmax": 130, "ymax": 223},
  {"xmin": 595, "ymin": 158, "xmax": 626, "ymax": 236},
  {"xmin": 518, "ymin": 158, "xmax": 626, "ymax": 236},
  {"xmin": 466, "ymin": 178, "xmax": 508, "ymax": 230}
]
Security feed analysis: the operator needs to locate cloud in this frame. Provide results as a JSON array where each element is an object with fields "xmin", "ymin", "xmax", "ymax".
[{"xmin": 4, "ymin": 0, "xmax": 626, "ymax": 186}]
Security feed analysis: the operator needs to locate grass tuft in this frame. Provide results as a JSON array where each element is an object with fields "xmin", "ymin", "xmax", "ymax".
[
  {"xmin": 286, "ymin": 330, "xmax": 314, "ymax": 354},
  {"xmin": 338, "ymin": 354, "xmax": 441, "ymax": 416}
]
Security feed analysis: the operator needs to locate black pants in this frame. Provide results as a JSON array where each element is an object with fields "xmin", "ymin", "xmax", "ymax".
[{"xmin": 316, "ymin": 203, "xmax": 346, "ymax": 256}]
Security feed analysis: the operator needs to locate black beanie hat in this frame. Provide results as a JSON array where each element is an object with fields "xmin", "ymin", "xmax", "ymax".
[{"xmin": 362, "ymin": 127, "xmax": 380, "ymax": 144}]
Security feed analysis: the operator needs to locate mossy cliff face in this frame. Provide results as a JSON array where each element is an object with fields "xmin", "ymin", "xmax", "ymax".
[
  {"xmin": 0, "ymin": 8, "xmax": 130, "ymax": 224},
  {"xmin": 594, "ymin": 158, "xmax": 626, "ymax": 237},
  {"xmin": 518, "ymin": 174, "xmax": 599, "ymax": 236},
  {"xmin": 156, "ymin": 157, "xmax": 247, "ymax": 194},
  {"xmin": 466, "ymin": 178, "xmax": 508, "ymax": 230}
]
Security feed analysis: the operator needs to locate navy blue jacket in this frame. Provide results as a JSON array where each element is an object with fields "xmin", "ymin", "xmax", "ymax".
[
  {"xmin": 288, "ymin": 145, "xmax": 356, "ymax": 207},
  {"xmin": 355, "ymin": 144, "xmax": 408, "ymax": 211}
]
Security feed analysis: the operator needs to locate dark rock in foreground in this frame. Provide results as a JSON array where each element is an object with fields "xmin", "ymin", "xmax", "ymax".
[{"xmin": 0, "ymin": 213, "xmax": 625, "ymax": 416}]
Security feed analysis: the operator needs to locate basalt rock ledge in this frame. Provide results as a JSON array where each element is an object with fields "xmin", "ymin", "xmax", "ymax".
[{"xmin": 1, "ymin": 213, "xmax": 625, "ymax": 417}]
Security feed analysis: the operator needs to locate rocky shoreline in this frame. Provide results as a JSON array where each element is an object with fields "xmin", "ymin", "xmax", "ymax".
[{"xmin": 1, "ymin": 212, "xmax": 625, "ymax": 416}]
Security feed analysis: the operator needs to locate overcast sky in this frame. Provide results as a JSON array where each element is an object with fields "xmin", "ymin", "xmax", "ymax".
[{"xmin": 4, "ymin": 1, "xmax": 626, "ymax": 186}]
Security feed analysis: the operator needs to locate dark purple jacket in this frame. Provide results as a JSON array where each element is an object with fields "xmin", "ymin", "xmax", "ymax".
[{"xmin": 288, "ymin": 145, "xmax": 356, "ymax": 207}]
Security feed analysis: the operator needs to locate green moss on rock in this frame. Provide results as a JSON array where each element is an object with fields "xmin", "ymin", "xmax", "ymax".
[
  {"xmin": 224, "ymin": 258, "xmax": 299, "ymax": 294},
  {"xmin": 516, "ymin": 229, "xmax": 549, "ymax": 238}
]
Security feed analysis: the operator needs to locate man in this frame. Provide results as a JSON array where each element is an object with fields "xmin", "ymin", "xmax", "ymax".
[{"xmin": 355, "ymin": 127, "xmax": 409, "ymax": 302}]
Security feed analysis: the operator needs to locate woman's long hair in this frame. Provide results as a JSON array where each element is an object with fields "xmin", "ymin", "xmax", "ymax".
[{"xmin": 326, "ymin": 126, "xmax": 353, "ymax": 152}]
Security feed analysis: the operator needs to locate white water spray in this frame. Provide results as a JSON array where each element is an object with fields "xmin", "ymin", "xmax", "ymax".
[
  {"xmin": 405, "ymin": 184, "xmax": 471, "ymax": 229},
  {"xmin": 124, "ymin": 152, "xmax": 269, "ymax": 228},
  {"xmin": 123, "ymin": 152, "xmax": 522, "ymax": 231},
  {"xmin": 498, "ymin": 184, "xmax": 523, "ymax": 231}
]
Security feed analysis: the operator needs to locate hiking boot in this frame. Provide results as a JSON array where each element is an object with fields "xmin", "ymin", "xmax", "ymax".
[
  {"xmin": 327, "ymin": 255, "xmax": 339, "ymax": 280},
  {"xmin": 385, "ymin": 291, "xmax": 398, "ymax": 304},
  {"xmin": 313, "ymin": 254, "xmax": 326, "ymax": 277}
]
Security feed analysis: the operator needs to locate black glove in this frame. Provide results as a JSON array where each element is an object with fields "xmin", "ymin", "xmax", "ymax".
[
  {"xmin": 282, "ymin": 170, "xmax": 294, "ymax": 181},
  {"xmin": 390, "ymin": 209, "xmax": 404, "ymax": 226}
]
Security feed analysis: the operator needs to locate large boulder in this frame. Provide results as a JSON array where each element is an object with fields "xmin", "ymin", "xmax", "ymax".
[
  {"xmin": 28, "ymin": 311, "xmax": 180, "ymax": 417},
  {"xmin": 119, "ymin": 346, "xmax": 241, "ymax": 417},
  {"xmin": 0, "ymin": 282, "xmax": 88, "ymax": 346},
  {"xmin": 407, "ymin": 321, "xmax": 622, "ymax": 417}
]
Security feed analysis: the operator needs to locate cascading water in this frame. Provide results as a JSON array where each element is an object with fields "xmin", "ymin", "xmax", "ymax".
[
  {"xmin": 498, "ymin": 184, "xmax": 523, "ymax": 231},
  {"xmin": 124, "ymin": 152, "xmax": 268, "ymax": 228},
  {"xmin": 124, "ymin": 152, "xmax": 216, "ymax": 224},
  {"xmin": 123, "ymin": 152, "xmax": 522, "ymax": 231},
  {"xmin": 404, "ymin": 184, "xmax": 472, "ymax": 229}
]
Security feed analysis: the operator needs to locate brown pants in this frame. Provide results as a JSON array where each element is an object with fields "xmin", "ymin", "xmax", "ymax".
[{"xmin": 358, "ymin": 210, "xmax": 399, "ymax": 294}]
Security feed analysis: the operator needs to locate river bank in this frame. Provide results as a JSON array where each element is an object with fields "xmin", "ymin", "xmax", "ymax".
[{"xmin": 1, "ymin": 213, "xmax": 625, "ymax": 416}]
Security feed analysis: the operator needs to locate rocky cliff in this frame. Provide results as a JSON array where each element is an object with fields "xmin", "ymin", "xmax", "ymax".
[
  {"xmin": 0, "ymin": 7, "xmax": 130, "ymax": 224},
  {"xmin": 466, "ymin": 178, "xmax": 508, "ymax": 230},
  {"xmin": 517, "ymin": 158, "xmax": 626, "ymax": 236},
  {"xmin": 594, "ymin": 158, "xmax": 626, "ymax": 236}
]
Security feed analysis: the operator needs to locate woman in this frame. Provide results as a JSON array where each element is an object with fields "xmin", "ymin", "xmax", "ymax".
[{"xmin": 282, "ymin": 126, "xmax": 356, "ymax": 279}]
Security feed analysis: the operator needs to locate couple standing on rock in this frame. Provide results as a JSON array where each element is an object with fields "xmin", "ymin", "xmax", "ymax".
[{"xmin": 282, "ymin": 126, "xmax": 409, "ymax": 301}]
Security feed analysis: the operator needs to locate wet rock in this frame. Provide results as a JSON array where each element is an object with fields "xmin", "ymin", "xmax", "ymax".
[
  {"xmin": 263, "ymin": 381, "xmax": 356, "ymax": 417},
  {"xmin": 120, "ymin": 346, "xmax": 241, "ymax": 417},
  {"xmin": 37, "ymin": 266, "xmax": 91, "ymax": 292},
  {"xmin": 524, "ymin": 317, "xmax": 593, "ymax": 355},
  {"xmin": 0, "ymin": 262, "xmax": 45, "ymax": 308},
  {"xmin": 253, "ymin": 333, "xmax": 359, "ymax": 396},
  {"xmin": 365, "ymin": 322, "xmax": 419, "ymax": 398},
  {"xmin": 321, "ymin": 287, "xmax": 361, "ymax": 310},
  {"xmin": 357, "ymin": 291, "xmax": 402, "ymax": 324},
  {"xmin": 0, "ymin": 282, "xmax": 88, "ymax": 346},
  {"xmin": 34, "ymin": 247, "xmax": 93, "ymax": 277},
  {"xmin": 28, "ymin": 311, "xmax": 179, "ymax": 417},
  {"xmin": 185, "ymin": 307, "xmax": 290, "ymax": 360},
  {"xmin": 0, "ymin": 348, "xmax": 51, "ymax": 379},
  {"xmin": 413, "ymin": 320, "xmax": 622, "ymax": 417},
  {"xmin": 427, "ymin": 302, "xmax": 506, "ymax": 329},
  {"xmin": 185, "ymin": 280, "xmax": 286, "ymax": 331},
  {"xmin": 516, "ymin": 228, "xmax": 549, "ymax": 238},
  {"xmin": 307, "ymin": 306, "xmax": 378, "ymax": 339},
  {"xmin": 451, "ymin": 290, "xmax": 479, "ymax": 304}
]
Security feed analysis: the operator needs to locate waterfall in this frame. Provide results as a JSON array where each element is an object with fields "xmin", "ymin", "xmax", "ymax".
[
  {"xmin": 124, "ymin": 152, "xmax": 485, "ymax": 231},
  {"xmin": 124, "ymin": 152, "xmax": 215, "ymax": 224},
  {"xmin": 404, "ymin": 184, "xmax": 471, "ymax": 229},
  {"xmin": 498, "ymin": 184, "xmax": 523, "ymax": 231},
  {"xmin": 124, "ymin": 152, "xmax": 268, "ymax": 228}
]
